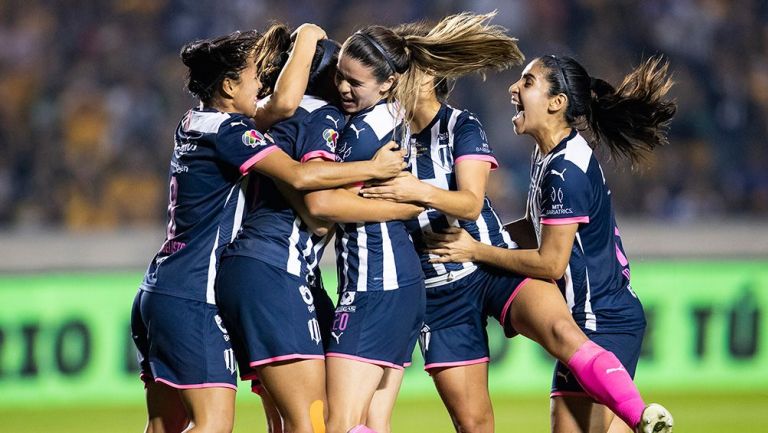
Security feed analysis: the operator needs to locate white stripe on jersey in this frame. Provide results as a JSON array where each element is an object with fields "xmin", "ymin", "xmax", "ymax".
[
  {"xmin": 286, "ymin": 217, "xmax": 302, "ymax": 276},
  {"xmin": 299, "ymin": 95, "xmax": 328, "ymax": 113},
  {"xmin": 475, "ymin": 208, "xmax": 492, "ymax": 244},
  {"xmin": 361, "ymin": 103, "xmax": 402, "ymax": 140},
  {"xmin": 356, "ymin": 224, "xmax": 369, "ymax": 291},
  {"xmin": 564, "ymin": 134, "xmax": 592, "ymax": 173},
  {"xmin": 340, "ymin": 234, "xmax": 350, "ymax": 292},
  {"xmin": 380, "ymin": 223, "xmax": 398, "ymax": 290},
  {"xmin": 563, "ymin": 264, "xmax": 575, "ymax": 313},
  {"xmin": 186, "ymin": 110, "xmax": 231, "ymax": 134},
  {"xmin": 229, "ymin": 182, "xmax": 247, "ymax": 243},
  {"xmin": 206, "ymin": 228, "xmax": 220, "ymax": 305},
  {"xmin": 206, "ymin": 182, "xmax": 243, "ymax": 304},
  {"xmin": 575, "ymin": 233, "xmax": 597, "ymax": 330}
]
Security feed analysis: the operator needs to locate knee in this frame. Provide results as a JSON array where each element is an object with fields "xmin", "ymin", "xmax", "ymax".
[
  {"xmin": 453, "ymin": 410, "xmax": 493, "ymax": 433},
  {"xmin": 191, "ymin": 418, "xmax": 234, "ymax": 433},
  {"xmin": 548, "ymin": 317, "xmax": 585, "ymax": 358}
]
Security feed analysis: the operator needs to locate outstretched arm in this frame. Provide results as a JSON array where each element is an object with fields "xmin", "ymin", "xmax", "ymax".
[
  {"xmin": 305, "ymin": 188, "xmax": 424, "ymax": 223},
  {"xmin": 251, "ymin": 142, "xmax": 406, "ymax": 190},
  {"xmin": 361, "ymin": 159, "xmax": 491, "ymax": 221},
  {"xmin": 252, "ymin": 24, "xmax": 326, "ymax": 130},
  {"xmin": 426, "ymin": 223, "xmax": 577, "ymax": 280}
]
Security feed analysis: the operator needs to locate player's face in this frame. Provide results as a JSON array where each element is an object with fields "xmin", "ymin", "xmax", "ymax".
[
  {"xmin": 508, "ymin": 59, "xmax": 553, "ymax": 136},
  {"xmin": 230, "ymin": 53, "xmax": 263, "ymax": 117},
  {"xmin": 335, "ymin": 50, "xmax": 392, "ymax": 114}
]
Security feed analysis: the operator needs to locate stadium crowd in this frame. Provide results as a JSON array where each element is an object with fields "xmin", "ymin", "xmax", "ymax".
[{"xmin": 1, "ymin": 0, "xmax": 766, "ymax": 230}]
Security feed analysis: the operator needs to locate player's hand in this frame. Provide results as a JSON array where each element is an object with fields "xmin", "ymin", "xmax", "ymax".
[
  {"xmin": 293, "ymin": 23, "xmax": 327, "ymax": 42},
  {"xmin": 425, "ymin": 227, "xmax": 478, "ymax": 263},
  {"xmin": 371, "ymin": 141, "xmax": 407, "ymax": 179},
  {"xmin": 360, "ymin": 172, "xmax": 427, "ymax": 203}
]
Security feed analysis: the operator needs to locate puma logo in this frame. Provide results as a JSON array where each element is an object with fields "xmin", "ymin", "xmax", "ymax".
[
  {"xmin": 230, "ymin": 120, "xmax": 247, "ymax": 128},
  {"xmin": 551, "ymin": 168, "xmax": 567, "ymax": 181},
  {"xmin": 349, "ymin": 124, "xmax": 366, "ymax": 139},
  {"xmin": 331, "ymin": 331, "xmax": 343, "ymax": 344},
  {"xmin": 325, "ymin": 115, "xmax": 340, "ymax": 128},
  {"xmin": 556, "ymin": 370, "xmax": 570, "ymax": 383}
]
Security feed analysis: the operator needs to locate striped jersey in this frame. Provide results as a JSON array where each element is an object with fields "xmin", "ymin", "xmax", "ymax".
[
  {"xmin": 222, "ymin": 96, "xmax": 344, "ymax": 279},
  {"xmin": 140, "ymin": 108, "xmax": 278, "ymax": 304},
  {"xmin": 527, "ymin": 129, "xmax": 645, "ymax": 331},
  {"xmin": 335, "ymin": 100, "xmax": 423, "ymax": 291},
  {"xmin": 403, "ymin": 104, "xmax": 515, "ymax": 288}
]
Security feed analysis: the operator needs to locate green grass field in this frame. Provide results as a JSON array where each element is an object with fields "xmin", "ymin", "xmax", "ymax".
[{"xmin": 1, "ymin": 391, "xmax": 766, "ymax": 432}]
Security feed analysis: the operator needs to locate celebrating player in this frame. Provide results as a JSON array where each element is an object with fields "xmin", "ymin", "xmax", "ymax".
[
  {"xmin": 304, "ymin": 12, "xmax": 525, "ymax": 433},
  {"xmin": 427, "ymin": 55, "xmax": 677, "ymax": 433},
  {"xmin": 130, "ymin": 24, "xmax": 405, "ymax": 433}
]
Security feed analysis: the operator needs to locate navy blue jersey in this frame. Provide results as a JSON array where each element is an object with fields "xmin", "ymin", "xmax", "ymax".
[
  {"xmin": 141, "ymin": 108, "xmax": 278, "ymax": 304},
  {"xmin": 526, "ymin": 129, "xmax": 645, "ymax": 331},
  {"xmin": 335, "ymin": 101, "xmax": 423, "ymax": 291},
  {"xmin": 223, "ymin": 96, "xmax": 344, "ymax": 279},
  {"xmin": 402, "ymin": 104, "xmax": 515, "ymax": 287}
]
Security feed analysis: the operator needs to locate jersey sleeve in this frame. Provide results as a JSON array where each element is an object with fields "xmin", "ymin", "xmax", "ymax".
[
  {"xmin": 266, "ymin": 117, "xmax": 299, "ymax": 159},
  {"xmin": 539, "ymin": 159, "xmax": 592, "ymax": 225},
  {"xmin": 300, "ymin": 107, "xmax": 345, "ymax": 162},
  {"xmin": 216, "ymin": 115, "xmax": 280, "ymax": 175},
  {"xmin": 452, "ymin": 111, "xmax": 498, "ymax": 170}
]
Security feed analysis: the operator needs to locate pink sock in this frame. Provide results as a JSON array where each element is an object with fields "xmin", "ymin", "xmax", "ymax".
[
  {"xmin": 348, "ymin": 425, "xmax": 378, "ymax": 433},
  {"xmin": 566, "ymin": 340, "xmax": 645, "ymax": 428}
]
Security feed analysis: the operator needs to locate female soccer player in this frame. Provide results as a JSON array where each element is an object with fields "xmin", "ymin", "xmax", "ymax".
[
  {"xmin": 426, "ymin": 55, "xmax": 677, "ymax": 433},
  {"xmin": 130, "ymin": 25, "xmax": 405, "ymax": 433},
  {"xmin": 212, "ymin": 22, "xmax": 420, "ymax": 433},
  {"xmin": 302, "ymin": 13, "xmax": 525, "ymax": 433}
]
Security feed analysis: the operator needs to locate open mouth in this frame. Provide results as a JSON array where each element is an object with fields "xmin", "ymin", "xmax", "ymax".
[{"xmin": 512, "ymin": 98, "xmax": 524, "ymax": 121}]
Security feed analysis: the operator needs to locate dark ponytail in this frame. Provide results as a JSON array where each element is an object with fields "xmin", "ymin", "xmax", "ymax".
[
  {"xmin": 540, "ymin": 55, "xmax": 677, "ymax": 164},
  {"xmin": 256, "ymin": 23, "xmax": 341, "ymax": 104},
  {"xmin": 180, "ymin": 30, "xmax": 261, "ymax": 104}
]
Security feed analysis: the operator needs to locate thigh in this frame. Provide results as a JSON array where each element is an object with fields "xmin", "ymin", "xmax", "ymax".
[
  {"xmin": 178, "ymin": 386, "xmax": 236, "ymax": 432},
  {"xmin": 258, "ymin": 359, "xmax": 327, "ymax": 432},
  {"xmin": 506, "ymin": 279, "xmax": 587, "ymax": 361},
  {"xmin": 144, "ymin": 381, "xmax": 188, "ymax": 433},
  {"xmin": 365, "ymin": 368, "xmax": 405, "ymax": 433},
  {"xmin": 326, "ymin": 356, "xmax": 386, "ymax": 430},
  {"xmin": 431, "ymin": 363, "xmax": 494, "ymax": 433}
]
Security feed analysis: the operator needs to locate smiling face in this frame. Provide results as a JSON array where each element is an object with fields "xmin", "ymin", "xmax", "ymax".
[
  {"xmin": 335, "ymin": 49, "xmax": 394, "ymax": 114},
  {"xmin": 507, "ymin": 58, "xmax": 562, "ymax": 137}
]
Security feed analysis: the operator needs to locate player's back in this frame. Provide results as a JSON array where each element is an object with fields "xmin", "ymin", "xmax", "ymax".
[
  {"xmin": 403, "ymin": 104, "xmax": 515, "ymax": 287},
  {"xmin": 335, "ymin": 101, "xmax": 423, "ymax": 292},
  {"xmin": 141, "ymin": 108, "xmax": 275, "ymax": 304},
  {"xmin": 223, "ymin": 95, "xmax": 344, "ymax": 279}
]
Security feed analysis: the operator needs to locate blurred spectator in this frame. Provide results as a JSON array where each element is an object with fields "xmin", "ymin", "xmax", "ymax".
[{"xmin": 0, "ymin": 0, "xmax": 765, "ymax": 230}]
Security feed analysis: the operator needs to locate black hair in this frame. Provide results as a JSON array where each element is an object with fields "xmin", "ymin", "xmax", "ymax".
[
  {"xmin": 255, "ymin": 24, "xmax": 341, "ymax": 105},
  {"xmin": 180, "ymin": 30, "xmax": 261, "ymax": 104},
  {"xmin": 539, "ymin": 55, "xmax": 677, "ymax": 164}
]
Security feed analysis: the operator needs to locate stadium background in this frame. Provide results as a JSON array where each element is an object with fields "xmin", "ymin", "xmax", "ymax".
[{"xmin": 0, "ymin": 0, "xmax": 766, "ymax": 432}]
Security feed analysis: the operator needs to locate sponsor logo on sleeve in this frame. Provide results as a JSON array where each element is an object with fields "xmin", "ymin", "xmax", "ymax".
[
  {"xmin": 322, "ymin": 128, "xmax": 339, "ymax": 152},
  {"xmin": 242, "ymin": 129, "xmax": 267, "ymax": 148}
]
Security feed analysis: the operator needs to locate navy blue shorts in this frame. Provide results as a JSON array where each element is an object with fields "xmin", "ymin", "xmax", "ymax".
[
  {"xmin": 550, "ymin": 327, "xmax": 646, "ymax": 396},
  {"xmin": 325, "ymin": 281, "xmax": 425, "ymax": 369},
  {"xmin": 215, "ymin": 256, "xmax": 326, "ymax": 374},
  {"xmin": 130, "ymin": 289, "xmax": 238, "ymax": 389},
  {"xmin": 246, "ymin": 270, "xmax": 335, "ymax": 395},
  {"xmin": 420, "ymin": 266, "xmax": 531, "ymax": 370}
]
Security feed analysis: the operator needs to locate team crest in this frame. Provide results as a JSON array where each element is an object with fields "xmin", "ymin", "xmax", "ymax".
[
  {"xmin": 322, "ymin": 128, "xmax": 338, "ymax": 152},
  {"xmin": 242, "ymin": 129, "xmax": 267, "ymax": 148}
]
